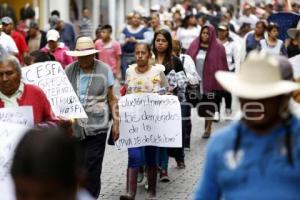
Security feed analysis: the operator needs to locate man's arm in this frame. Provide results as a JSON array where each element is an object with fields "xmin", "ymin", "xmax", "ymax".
[{"xmin": 107, "ymin": 86, "xmax": 119, "ymax": 140}]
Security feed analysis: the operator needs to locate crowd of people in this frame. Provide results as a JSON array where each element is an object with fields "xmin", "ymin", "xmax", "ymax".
[{"xmin": 1, "ymin": 0, "xmax": 300, "ymax": 200}]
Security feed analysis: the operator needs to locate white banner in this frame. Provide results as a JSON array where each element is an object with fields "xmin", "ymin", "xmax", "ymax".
[
  {"xmin": 0, "ymin": 122, "xmax": 29, "ymax": 200},
  {"xmin": 0, "ymin": 106, "xmax": 34, "ymax": 127},
  {"xmin": 115, "ymin": 94, "xmax": 182, "ymax": 149},
  {"xmin": 22, "ymin": 62, "xmax": 87, "ymax": 119}
]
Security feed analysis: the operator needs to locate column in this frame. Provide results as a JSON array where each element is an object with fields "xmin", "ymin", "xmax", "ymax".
[
  {"xmin": 49, "ymin": 0, "xmax": 70, "ymax": 22},
  {"xmin": 116, "ymin": 0, "xmax": 125, "ymax": 38},
  {"xmin": 108, "ymin": 0, "xmax": 116, "ymax": 39},
  {"xmin": 92, "ymin": 0, "xmax": 100, "ymax": 38}
]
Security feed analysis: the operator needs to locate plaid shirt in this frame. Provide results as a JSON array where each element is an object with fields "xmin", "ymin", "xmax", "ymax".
[{"xmin": 166, "ymin": 69, "xmax": 188, "ymax": 102}]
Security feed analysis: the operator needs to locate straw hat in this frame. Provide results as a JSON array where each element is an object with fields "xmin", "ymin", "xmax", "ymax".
[
  {"xmin": 66, "ymin": 37, "xmax": 99, "ymax": 57},
  {"xmin": 215, "ymin": 51, "xmax": 300, "ymax": 100},
  {"xmin": 287, "ymin": 20, "xmax": 300, "ymax": 39}
]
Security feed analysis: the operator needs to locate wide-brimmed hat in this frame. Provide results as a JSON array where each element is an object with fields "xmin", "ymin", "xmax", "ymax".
[
  {"xmin": 66, "ymin": 37, "xmax": 99, "ymax": 57},
  {"xmin": 287, "ymin": 20, "xmax": 300, "ymax": 39},
  {"xmin": 215, "ymin": 51, "xmax": 300, "ymax": 100}
]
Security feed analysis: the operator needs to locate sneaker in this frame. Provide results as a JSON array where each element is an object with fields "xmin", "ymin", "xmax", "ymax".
[
  {"xmin": 159, "ymin": 169, "xmax": 170, "ymax": 182},
  {"xmin": 137, "ymin": 172, "xmax": 144, "ymax": 183},
  {"xmin": 213, "ymin": 112, "xmax": 220, "ymax": 122},
  {"xmin": 176, "ymin": 160, "xmax": 186, "ymax": 169},
  {"xmin": 184, "ymin": 147, "xmax": 191, "ymax": 152},
  {"xmin": 225, "ymin": 109, "xmax": 232, "ymax": 120}
]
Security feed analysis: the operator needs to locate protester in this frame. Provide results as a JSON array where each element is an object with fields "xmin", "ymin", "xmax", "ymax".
[
  {"xmin": 194, "ymin": 51, "xmax": 300, "ymax": 200},
  {"xmin": 95, "ymin": 24, "xmax": 122, "ymax": 80},
  {"xmin": 153, "ymin": 29, "xmax": 188, "ymax": 178},
  {"xmin": 172, "ymin": 39, "xmax": 200, "ymax": 150},
  {"xmin": 238, "ymin": 3, "xmax": 259, "ymax": 29},
  {"xmin": 65, "ymin": 36, "xmax": 119, "ymax": 198},
  {"xmin": 11, "ymin": 128, "xmax": 94, "ymax": 200},
  {"xmin": 51, "ymin": 14, "xmax": 76, "ymax": 50},
  {"xmin": 287, "ymin": 21, "xmax": 300, "ymax": 58},
  {"xmin": 26, "ymin": 21, "xmax": 47, "ymax": 53},
  {"xmin": 0, "ymin": 55, "xmax": 57, "ymax": 125},
  {"xmin": 245, "ymin": 20, "xmax": 266, "ymax": 55},
  {"xmin": 259, "ymin": 22, "xmax": 287, "ymax": 56},
  {"xmin": 78, "ymin": 8, "xmax": 92, "ymax": 37},
  {"xmin": 176, "ymin": 13, "xmax": 200, "ymax": 52},
  {"xmin": 120, "ymin": 42, "xmax": 168, "ymax": 200},
  {"xmin": 119, "ymin": 11, "xmax": 151, "ymax": 81},
  {"xmin": 147, "ymin": 12, "xmax": 171, "ymax": 42},
  {"xmin": 1, "ymin": 16, "xmax": 29, "ymax": 64},
  {"xmin": 41, "ymin": 29, "xmax": 73, "ymax": 68},
  {"xmin": 24, "ymin": 50, "xmax": 56, "ymax": 66},
  {"xmin": 187, "ymin": 24, "xmax": 229, "ymax": 138},
  {"xmin": 217, "ymin": 23, "xmax": 240, "ymax": 116},
  {"xmin": 94, "ymin": 26, "xmax": 102, "ymax": 43}
]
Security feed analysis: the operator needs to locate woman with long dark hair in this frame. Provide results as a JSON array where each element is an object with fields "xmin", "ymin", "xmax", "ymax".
[
  {"xmin": 187, "ymin": 24, "xmax": 229, "ymax": 138},
  {"xmin": 153, "ymin": 29, "xmax": 188, "ymax": 181},
  {"xmin": 176, "ymin": 13, "xmax": 201, "ymax": 52}
]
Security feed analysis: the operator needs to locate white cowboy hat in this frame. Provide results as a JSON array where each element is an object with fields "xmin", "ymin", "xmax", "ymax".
[
  {"xmin": 66, "ymin": 37, "xmax": 99, "ymax": 57},
  {"xmin": 287, "ymin": 20, "xmax": 300, "ymax": 39},
  {"xmin": 215, "ymin": 51, "xmax": 300, "ymax": 100}
]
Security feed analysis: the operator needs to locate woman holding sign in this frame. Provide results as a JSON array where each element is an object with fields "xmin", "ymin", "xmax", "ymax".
[
  {"xmin": 120, "ymin": 43, "xmax": 168, "ymax": 200},
  {"xmin": 153, "ymin": 29, "xmax": 188, "ymax": 181}
]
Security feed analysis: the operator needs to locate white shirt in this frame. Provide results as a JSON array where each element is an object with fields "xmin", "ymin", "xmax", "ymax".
[
  {"xmin": 289, "ymin": 54, "xmax": 300, "ymax": 79},
  {"xmin": 238, "ymin": 14, "xmax": 259, "ymax": 29},
  {"xmin": 222, "ymin": 40, "xmax": 240, "ymax": 71},
  {"xmin": 176, "ymin": 26, "xmax": 201, "ymax": 50},
  {"xmin": 180, "ymin": 54, "xmax": 201, "ymax": 84},
  {"xmin": 0, "ymin": 82, "xmax": 24, "ymax": 107},
  {"xmin": 0, "ymin": 32, "xmax": 18, "ymax": 55}
]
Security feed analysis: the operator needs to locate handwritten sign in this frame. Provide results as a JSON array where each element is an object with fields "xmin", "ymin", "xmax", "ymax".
[
  {"xmin": 0, "ymin": 122, "xmax": 28, "ymax": 200},
  {"xmin": 115, "ymin": 94, "xmax": 182, "ymax": 149},
  {"xmin": 22, "ymin": 61, "xmax": 87, "ymax": 119},
  {"xmin": 0, "ymin": 106, "xmax": 34, "ymax": 127}
]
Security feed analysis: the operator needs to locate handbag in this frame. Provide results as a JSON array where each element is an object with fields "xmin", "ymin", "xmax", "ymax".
[{"xmin": 185, "ymin": 83, "xmax": 202, "ymax": 107}]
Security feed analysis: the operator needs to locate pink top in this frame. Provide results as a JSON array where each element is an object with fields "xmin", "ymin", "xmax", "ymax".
[
  {"xmin": 95, "ymin": 39, "xmax": 122, "ymax": 74},
  {"xmin": 41, "ymin": 42, "xmax": 73, "ymax": 69}
]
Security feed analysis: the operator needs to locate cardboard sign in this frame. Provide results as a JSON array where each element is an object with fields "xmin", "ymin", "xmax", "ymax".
[
  {"xmin": 22, "ymin": 62, "xmax": 87, "ymax": 119},
  {"xmin": 0, "ymin": 106, "xmax": 34, "ymax": 127},
  {"xmin": 0, "ymin": 122, "xmax": 29, "ymax": 200},
  {"xmin": 115, "ymin": 94, "xmax": 182, "ymax": 149}
]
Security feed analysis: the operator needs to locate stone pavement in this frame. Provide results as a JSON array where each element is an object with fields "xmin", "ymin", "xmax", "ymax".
[{"xmin": 99, "ymin": 108, "xmax": 230, "ymax": 200}]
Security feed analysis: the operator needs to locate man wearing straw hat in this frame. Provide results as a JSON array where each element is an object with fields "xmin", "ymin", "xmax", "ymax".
[
  {"xmin": 65, "ymin": 36, "xmax": 119, "ymax": 198},
  {"xmin": 193, "ymin": 51, "xmax": 300, "ymax": 200}
]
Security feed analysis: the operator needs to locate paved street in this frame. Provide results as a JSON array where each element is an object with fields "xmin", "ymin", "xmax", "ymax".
[{"xmin": 99, "ymin": 107, "xmax": 230, "ymax": 200}]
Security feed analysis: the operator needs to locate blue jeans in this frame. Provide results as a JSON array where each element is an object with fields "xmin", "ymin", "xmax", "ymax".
[
  {"xmin": 121, "ymin": 53, "xmax": 135, "ymax": 81},
  {"xmin": 128, "ymin": 146, "xmax": 158, "ymax": 168},
  {"xmin": 159, "ymin": 147, "xmax": 169, "ymax": 170}
]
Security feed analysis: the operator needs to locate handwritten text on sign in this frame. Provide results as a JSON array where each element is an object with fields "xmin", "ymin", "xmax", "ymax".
[
  {"xmin": 22, "ymin": 62, "xmax": 87, "ymax": 119},
  {"xmin": 0, "ymin": 106, "xmax": 34, "ymax": 127},
  {"xmin": 115, "ymin": 94, "xmax": 182, "ymax": 149},
  {"xmin": 0, "ymin": 122, "xmax": 28, "ymax": 200}
]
